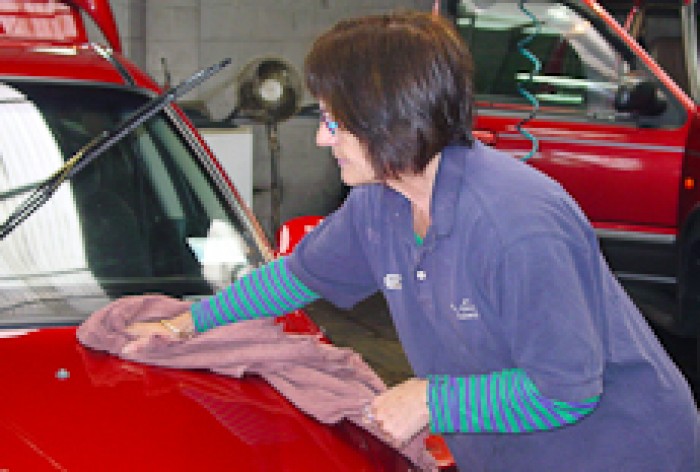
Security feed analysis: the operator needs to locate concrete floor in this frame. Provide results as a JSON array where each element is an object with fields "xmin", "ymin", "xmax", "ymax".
[{"xmin": 303, "ymin": 294, "xmax": 414, "ymax": 387}]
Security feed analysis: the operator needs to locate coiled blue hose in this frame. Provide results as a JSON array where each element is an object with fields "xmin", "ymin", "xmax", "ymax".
[{"xmin": 516, "ymin": 0, "xmax": 542, "ymax": 161}]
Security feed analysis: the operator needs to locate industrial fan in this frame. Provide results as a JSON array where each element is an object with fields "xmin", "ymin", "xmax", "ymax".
[
  {"xmin": 233, "ymin": 57, "xmax": 303, "ymax": 235},
  {"xmin": 236, "ymin": 57, "xmax": 302, "ymax": 124}
]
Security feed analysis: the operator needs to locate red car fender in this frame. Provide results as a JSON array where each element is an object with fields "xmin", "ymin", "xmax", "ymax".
[
  {"xmin": 275, "ymin": 215, "xmax": 325, "ymax": 256},
  {"xmin": 272, "ymin": 215, "xmax": 328, "ymax": 338}
]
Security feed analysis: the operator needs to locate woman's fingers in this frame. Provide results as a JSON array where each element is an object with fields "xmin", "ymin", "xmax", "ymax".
[
  {"xmin": 370, "ymin": 377, "xmax": 429, "ymax": 446},
  {"xmin": 121, "ymin": 335, "xmax": 153, "ymax": 355},
  {"xmin": 122, "ymin": 320, "xmax": 178, "ymax": 355},
  {"xmin": 125, "ymin": 321, "xmax": 164, "ymax": 337}
]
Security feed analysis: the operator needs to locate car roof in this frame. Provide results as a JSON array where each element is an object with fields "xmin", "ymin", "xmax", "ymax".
[
  {"xmin": 0, "ymin": 0, "xmax": 120, "ymax": 50},
  {"xmin": 0, "ymin": 41, "xmax": 159, "ymax": 94},
  {"xmin": 0, "ymin": 0, "xmax": 156, "ymax": 92}
]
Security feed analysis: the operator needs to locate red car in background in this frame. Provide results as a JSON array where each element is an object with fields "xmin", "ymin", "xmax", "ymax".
[
  {"xmin": 0, "ymin": 1, "xmax": 452, "ymax": 469},
  {"xmin": 444, "ymin": 0, "xmax": 700, "ymax": 341}
]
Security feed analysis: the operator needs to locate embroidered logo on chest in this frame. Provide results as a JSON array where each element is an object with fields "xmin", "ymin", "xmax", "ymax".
[
  {"xmin": 383, "ymin": 273, "xmax": 402, "ymax": 290},
  {"xmin": 450, "ymin": 298, "xmax": 479, "ymax": 320}
]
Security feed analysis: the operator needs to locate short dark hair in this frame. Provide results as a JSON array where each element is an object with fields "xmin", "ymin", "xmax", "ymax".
[{"xmin": 305, "ymin": 11, "xmax": 474, "ymax": 179}]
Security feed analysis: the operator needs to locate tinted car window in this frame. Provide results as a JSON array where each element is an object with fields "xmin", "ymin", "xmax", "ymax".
[
  {"xmin": 0, "ymin": 81, "xmax": 265, "ymax": 326},
  {"xmin": 605, "ymin": 0, "xmax": 698, "ymax": 99},
  {"xmin": 455, "ymin": 0, "xmax": 684, "ymax": 126}
]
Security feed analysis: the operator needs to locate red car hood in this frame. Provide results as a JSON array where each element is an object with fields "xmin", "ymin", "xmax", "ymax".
[{"xmin": 0, "ymin": 327, "xmax": 413, "ymax": 471}]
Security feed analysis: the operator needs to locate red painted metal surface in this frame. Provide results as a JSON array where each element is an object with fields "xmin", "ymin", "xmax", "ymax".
[
  {"xmin": 457, "ymin": 0, "xmax": 700, "ymax": 334},
  {"xmin": 0, "ymin": 3, "xmax": 454, "ymax": 468},
  {"xmin": 0, "ymin": 327, "xmax": 415, "ymax": 471},
  {"xmin": 0, "ymin": 3, "xmax": 425, "ymax": 469},
  {"xmin": 68, "ymin": 0, "xmax": 122, "ymax": 52},
  {"xmin": 471, "ymin": 0, "xmax": 699, "ymax": 236},
  {"xmin": 0, "ymin": 43, "xmax": 161, "ymax": 95},
  {"xmin": 0, "ymin": 0, "xmax": 87, "ymax": 45},
  {"xmin": 0, "ymin": 0, "xmax": 120, "ymax": 52},
  {"xmin": 4, "ymin": 0, "xmax": 695, "ymax": 468},
  {"xmin": 0, "ymin": 43, "xmax": 122, "ymax": 84},
  {"xmin": 275, "ymin": 215, "xmax": 325, "ymax": 256},
  {"xmin": 678, "ymin": 112, "xmax": 700, "ymax": 228},
  {"xmin": 474, "ymin": 115, "xmax": 688, "ymax": 232}
]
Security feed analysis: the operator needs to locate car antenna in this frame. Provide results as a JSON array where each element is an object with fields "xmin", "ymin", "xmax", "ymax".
[{"xmin": 0, "ymin": 58, "xmax": 232, "ymax": 240}]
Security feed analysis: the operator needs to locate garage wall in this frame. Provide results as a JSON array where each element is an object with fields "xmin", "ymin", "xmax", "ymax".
[{"xmin": 97, "ymin": 0, "xmax": 433, "ymax": 240}]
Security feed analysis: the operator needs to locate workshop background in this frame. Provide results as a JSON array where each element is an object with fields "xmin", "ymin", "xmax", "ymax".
[
  {"xmin": 99, "ymin": 0, "xmax": 433, "ymax": 240},
  {"xmin": 86, "ymin": 0, "xmax": 697, "ymax": 394}
]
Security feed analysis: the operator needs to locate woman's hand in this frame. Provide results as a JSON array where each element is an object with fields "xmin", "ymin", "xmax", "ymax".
[
  {"xmin": 122, "ymin": 311, "xmax": 195, "ymax": 354},
  {"xmin": 369, "ymin": 377, "xmax": 430, "ymax": 446}
]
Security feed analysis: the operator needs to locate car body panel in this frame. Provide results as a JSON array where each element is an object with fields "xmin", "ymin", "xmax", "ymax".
[
  {"xmin": 0, "ymin": 42, "xmax": 157, "ymax": 92},
  {"xmin": 0, "ymin": 1, "xmax": 436, "ymax": 469},
  {"xmin": 680, "ymin": 112, "xmax": 700, "ymax": 226},
  {"xmin": 473, "ymin": 114, "xmax": 688, "ymax": 232},
  {"xmin": 0, "ymin": 0, "xmax": 120, "ymax": 52},
  {"xmin": 465, "ymin": 0, "xmax": 697, "ymax": 234},
  {"xmin": 447, "ymin": 0, "xmax": 700, "ymax": 332},
  {"xmin": 0, "ymin": 327, "xmax": 412, "ymax": 471}
]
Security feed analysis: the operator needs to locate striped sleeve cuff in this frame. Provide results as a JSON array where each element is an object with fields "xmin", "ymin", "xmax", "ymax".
[
  {"xmin": 427, "ymin": 368, "xmax": 600, "ymax": 434},
  {"xmin": 190, "ymin": 257, "xmax": 320, "ymax": 332}
]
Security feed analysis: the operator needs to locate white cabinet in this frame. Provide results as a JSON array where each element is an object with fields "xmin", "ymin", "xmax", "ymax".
[{"xmin": 199, "ymin": 127, "xmax": 254, "ymax": 208}]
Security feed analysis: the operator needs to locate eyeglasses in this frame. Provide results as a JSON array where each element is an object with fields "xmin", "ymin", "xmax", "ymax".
[{"xmin": 320, "ymin": 109, "xmax": 339, "ymax": 136}]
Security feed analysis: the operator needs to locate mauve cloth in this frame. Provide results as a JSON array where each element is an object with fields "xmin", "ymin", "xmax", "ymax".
[{"xmin": 77, "ymin": 294, "xmax": 437, "ymax": 471}]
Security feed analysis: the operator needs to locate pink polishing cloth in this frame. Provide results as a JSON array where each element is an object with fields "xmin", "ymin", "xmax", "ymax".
[{"xmin": 77, "ymin": 294, "xmax": 437, "ymax": 471}]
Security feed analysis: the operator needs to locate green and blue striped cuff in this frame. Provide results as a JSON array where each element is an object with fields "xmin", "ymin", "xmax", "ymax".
[
  {"xmin": 427, "ymin": 368, "xmax": 599, "ymax": 433},
  {"xmin": 191, "ymin": 257, "xmax": 320, "ymax": 332}
]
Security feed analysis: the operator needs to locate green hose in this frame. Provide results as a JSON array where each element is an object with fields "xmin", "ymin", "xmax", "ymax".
[{"xmin": 516, "ymin": 0, "xmax": 542, "ymax": 161}]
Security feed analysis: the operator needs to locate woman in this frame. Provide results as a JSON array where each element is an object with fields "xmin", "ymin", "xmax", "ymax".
[{"xmin": 125, "ymin": 11, "xmax": 699, "ymax": 471}]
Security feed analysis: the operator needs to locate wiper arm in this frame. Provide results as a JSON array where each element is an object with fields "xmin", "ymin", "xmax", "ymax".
[
  {"xmin": 0, "ymin": 58, "xmax": 231, "ymax": 240},
  {"xmin": 0, "ymin": 181, "xmax": 41, "ymax": 202}
]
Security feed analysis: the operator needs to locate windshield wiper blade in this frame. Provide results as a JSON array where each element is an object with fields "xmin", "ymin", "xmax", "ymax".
[
  {"xmin": 0, "ymin": 181, "xmax": 41, "ymax": 202},
  {"xmin": 0, "ymin": 58, "xmax": 231, "ymax": 240}
]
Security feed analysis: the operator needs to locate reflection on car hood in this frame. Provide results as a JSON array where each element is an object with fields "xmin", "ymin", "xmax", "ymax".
[
  {"xmin": 0, "ymin": 328, "xmax": 36, "ymax": 338},
  {"xmin": 0, "ymin": 326, "xmax": 412, "ymax": 470},
  {"xmin": 0, "ymin": 282, "xmax": 110, "ymax": 326}
]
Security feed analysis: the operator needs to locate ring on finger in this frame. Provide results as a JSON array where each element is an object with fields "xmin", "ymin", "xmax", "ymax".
[{"xmin": 362, "ymin": 403, "xmax": 375, "ymax": 423}]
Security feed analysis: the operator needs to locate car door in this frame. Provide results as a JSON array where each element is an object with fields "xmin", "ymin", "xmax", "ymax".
[
  {"xmin": 452, "ymin": 1, "xmax": 692, "ymax": 231},
  {"xmin": 450, "ymin": 0, "xmax": 693, "ymax": 282}
]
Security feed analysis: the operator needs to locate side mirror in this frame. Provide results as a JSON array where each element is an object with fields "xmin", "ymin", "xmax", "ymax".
[
  {"xmin": 272, "ymin": 215, "xmax": 329, "ymax": 342},
  {"xmin": 275, "ymin": 215, "xmax": 324, "ymax": 256},
  {"xmin": 614, "ymin": 81, "xmax": 667, "ymax": 117}
]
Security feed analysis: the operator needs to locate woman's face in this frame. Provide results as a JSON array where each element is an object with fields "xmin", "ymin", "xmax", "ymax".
[{"xmin": 316, "ymin": 102, "xmax": 379, "ymax": 187}]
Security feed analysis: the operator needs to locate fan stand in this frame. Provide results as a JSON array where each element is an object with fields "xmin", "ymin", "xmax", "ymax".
[
  {"xmin": 266, "ymin": 121, "xmax": 282, "ymax": 235},
  {"xmin": 233, "ymin": 56, "xmax": 303, "ymax": 237}
]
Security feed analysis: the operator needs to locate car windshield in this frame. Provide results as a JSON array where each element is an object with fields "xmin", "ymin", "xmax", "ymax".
[{"xmin": 0, "ymin": 81, "xmax": 267, "ymax": 327}]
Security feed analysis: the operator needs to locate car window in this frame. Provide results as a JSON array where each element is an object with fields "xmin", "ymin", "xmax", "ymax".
[
  {"xmin": 605, "ymin": 0, "xmax": 698, "ymax": 101},
  {"xmin": 454, "ymin": 0, "xmax": 685, "ymax": 127},
  {"xmin": 632, "ymin": 3, "xmax": 688, "ymax": 92},
  {"xmin": 0, "ymin": 81, "xmax": 266, "ymax": 326}
]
